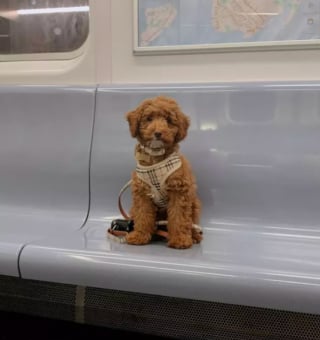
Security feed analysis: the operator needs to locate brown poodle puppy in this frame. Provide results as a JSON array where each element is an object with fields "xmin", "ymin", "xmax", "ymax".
[{"xmin": 125, "ymin": 96, "xmax": 202, "ymax": 249}]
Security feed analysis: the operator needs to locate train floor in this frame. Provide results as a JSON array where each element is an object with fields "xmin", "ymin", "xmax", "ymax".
[{"xmin": 0, "ymin": 311, "xmax": 172, "ymax": 340}]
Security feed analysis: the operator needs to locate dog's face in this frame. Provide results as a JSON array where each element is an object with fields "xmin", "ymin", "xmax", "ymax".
[{"xmin": 126, "ymin": 96, "xmax": 190, "ymax": 149}]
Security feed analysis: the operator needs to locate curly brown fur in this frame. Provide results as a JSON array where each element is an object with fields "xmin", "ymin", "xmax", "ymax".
[{"xmin": 125, "ymin": 96, "xmax": 202, "ymax": 249}]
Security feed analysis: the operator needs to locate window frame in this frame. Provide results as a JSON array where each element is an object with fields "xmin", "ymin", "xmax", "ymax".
[{"xmin": 0, "ymin": 1, "xmax": 90, "ymax": 62}]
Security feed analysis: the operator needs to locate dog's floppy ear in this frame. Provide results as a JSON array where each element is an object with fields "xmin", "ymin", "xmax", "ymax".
[
  {"xmin": 126, "ymin": 109, "xmax": 140, "ymax": 138},
  {"xmin": 175, "ymin": 111, "xmax": 190, "ymax": 143}
]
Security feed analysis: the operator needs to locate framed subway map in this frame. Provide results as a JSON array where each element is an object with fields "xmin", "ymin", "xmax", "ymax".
[{"xmin": 133, "ymin": 0, "xmax": 320, "ymax": 55}]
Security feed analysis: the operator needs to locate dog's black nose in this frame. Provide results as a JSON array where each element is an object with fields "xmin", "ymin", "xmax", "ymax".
[{"xmin": 154, "ymin": 132, "xmax": 162, "ymax": 139}]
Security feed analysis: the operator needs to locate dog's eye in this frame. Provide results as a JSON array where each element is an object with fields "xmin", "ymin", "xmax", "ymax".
[
  {"xmin": 166, "ymin": 116, "xmax": 173, "ymax": 124},
  {"xmin": 146, "ymin": 116, "xmax": 153, "ymax": 122}
]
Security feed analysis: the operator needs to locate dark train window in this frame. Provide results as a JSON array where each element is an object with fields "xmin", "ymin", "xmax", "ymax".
[{"xmin": 0, "ymin": 0, "xmax": 89, "ymax": 56}]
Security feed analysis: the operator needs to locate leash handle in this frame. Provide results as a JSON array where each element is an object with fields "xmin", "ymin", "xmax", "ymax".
[{"xmin": 118, "ymin": 180, "xmax": 132, "ymax": 220}]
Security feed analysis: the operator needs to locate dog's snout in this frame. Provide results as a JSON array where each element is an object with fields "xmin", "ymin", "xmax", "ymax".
[{"xmin": 154, "ymin": 132, "xmax": 162, "ymax": 139}]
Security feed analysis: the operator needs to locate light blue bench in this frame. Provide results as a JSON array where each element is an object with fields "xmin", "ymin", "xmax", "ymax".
[
  {"xmin": 0, "ymin": 86, "xmax": 95, "ymax": 276},
  {"xmin": 2, "ymin": 83, "xmax": 320, "ymax": 339}
]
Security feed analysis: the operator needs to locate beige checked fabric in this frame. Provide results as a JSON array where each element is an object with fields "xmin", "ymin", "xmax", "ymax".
[{"xmin": 136, "ymin": 152, "xmax": 182, "ymax": 208}]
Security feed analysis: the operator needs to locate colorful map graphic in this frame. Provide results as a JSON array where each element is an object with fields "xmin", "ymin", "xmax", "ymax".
[{"xmin": 137, "ymin": 0, "xmax": 320, "ymax": 47}]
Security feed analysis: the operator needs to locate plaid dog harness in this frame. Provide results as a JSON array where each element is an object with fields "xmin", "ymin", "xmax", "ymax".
[{"xmin": 136, "ymin": 152, "xmax": 182, "ymax": 208}]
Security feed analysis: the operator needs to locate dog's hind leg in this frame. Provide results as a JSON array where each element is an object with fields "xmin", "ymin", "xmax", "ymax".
[
  {"xmin": 191, "ymin": 197, "xmax": 201, "ymax": 225},
  {"xmin": 191, "ymin": 197, "xmax": 202, "ymax": 244}
]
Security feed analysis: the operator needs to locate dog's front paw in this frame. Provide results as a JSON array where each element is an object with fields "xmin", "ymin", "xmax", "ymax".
[
  {"xmin": 126, "ymin": 231, "xmax": 152, "ymax": 245},
  {"xmin": 167, "ymin": 235, "xmax": 193, "ymax": 249}
]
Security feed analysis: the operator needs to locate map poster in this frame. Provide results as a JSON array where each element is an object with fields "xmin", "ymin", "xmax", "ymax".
[{"xmin": 133, "ymin": 0, "xmax": 320, "ymax": 54}]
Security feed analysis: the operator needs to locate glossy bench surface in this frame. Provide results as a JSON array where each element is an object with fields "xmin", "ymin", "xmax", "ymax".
[
  {"xmin": 0, "ymin": 86, "xmax": 95, "ymax": 276},
  {"xmin": 9, "ymin": 82, "xmax": 320, "ymax": 315}
]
